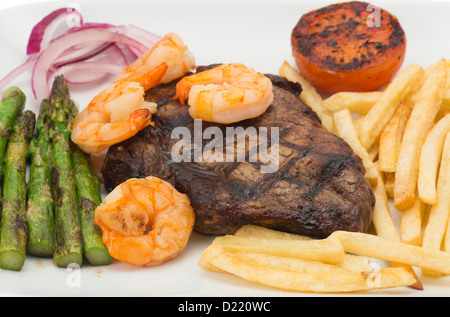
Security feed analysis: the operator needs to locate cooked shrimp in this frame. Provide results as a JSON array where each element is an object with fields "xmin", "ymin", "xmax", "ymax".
[
  {"xmin": 174, "ymin": 63, "xmax": 274, "ymax": 124},
  {"xmin": 115, "ymin": 32, "xmax": 196, "ymax": 86},
  {"xmin": 71, "ymin": 32, "xmax": 196, "ymax": 153},
  {"xmin": 71, "ymin": 77, "xmax": 162, "ymax": 154},
  {"xmin": 94, "ymin": 176, "xmax": 195, "ymax": 266}
]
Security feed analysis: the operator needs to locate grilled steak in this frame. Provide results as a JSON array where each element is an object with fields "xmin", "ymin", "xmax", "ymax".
[{"xmin": 101, "ymin": 66, "xmax": 375, "ymax": 238}]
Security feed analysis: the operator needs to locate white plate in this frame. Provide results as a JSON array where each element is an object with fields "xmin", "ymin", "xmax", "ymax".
[{"xmin": 0, "ymin": 0, "xmax": 449, "ymax": 297}]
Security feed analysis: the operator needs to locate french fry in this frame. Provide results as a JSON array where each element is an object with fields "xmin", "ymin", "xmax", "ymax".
[
  {"xmin": 385, "ymin": 173, "xmax": 395, "ymax": 198},
  {"xmin": 234, "ymin": 225, "xmax": 371, "ymax": 272},
  {"xmin": 442, "ymin": 97, "xmax": 450, "ymax": 113},
  {"xmin": 200, "ymin": 245, "xmax": 416, "ymax": 293},
  {"xmin": 201, "ymin": 225, "xmax": 371, "ymax": 274},
  {"xmin": 279, "ymin": 61, "xmax": 335, "ymax": 133},
  {"xmin": 353, "ymin": 115, "xmax": 365, "ymax": 132},
  {"xmin": 340, "ymin": 88, "xmax": 450, "ymax": 117},
  {"xmin": 323, "ymin": 91, "xmax": 383, "ymax": 114},
  {"xmin": 227, "ymin": 252, "xmax": 351, "ymax": 274},
  {"xmin": 333, "ymin": 109, "xmax": 378, "ymax": 185},
  {"xmin": 406, "ymin": 88, "xmax": 450, "ymax": 114},
  {"xmin": 444, "ymin": 138, "xmax": 450, "ymax": 253},
  {"xmin": 234, "ymin": 224, "xmax": 311, "ymax": 241},
  {"xmin": 198, "ymin": 250, "xmax": 371, "ymax": 274},
  {"xmin": 358, "ymin": 64, "xmax": 424, "ymax": 150},
  {"xmin": 339, "ymin": 254, "xmax": 371, "ymax": 273},
  {"xmin": 335, "ymin": 87, "xmax": 449, "ymax": 118},
  {"xmin": 211, "ymin": 234, "xmax": 345, "ymax": 265},
  {"xmin": 421, "ymin": 132, "xmax": 450, "ymax": 277},
  {"xmin": 378, "ymin": 102, "xmax": 413, "ymax": 173},
  {"xmin": 198, "ymin": 257, "xmax": 225, "ymax": 273},
  {"xmin": 400, "ymin": 193, "xmax": 426, "ymax": 247},
  {"xmin": 367, "ymin": 138, "xmax": 379, "ymax": 162},
  {"xmin": 329, "ymin": 231, "xmax": 450, "ymax": 275},
  {"xmin": 371, "ymin": 164, "xmax": 423, "ymax": 290},
  {"xmin": 394, "ymin": 58, "xmax": 448, "ymax": 211},
  {"xmin": 417, "ymin": 113, "xmax": 450, "ymax": 205},
  {"xmin": 354, "ymin": 114, "xmax": 380, "ymax": 161},
  {"xmin": 199, "ymin": 251, "xmax": 347, "ymax": 275},
  {"xmin": 371, "ymin": 164, "xmax": 400, "ymax": 241}
]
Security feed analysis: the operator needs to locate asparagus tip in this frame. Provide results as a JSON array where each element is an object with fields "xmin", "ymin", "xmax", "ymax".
[{"xmin": 1, "ymin": 87, "xmax": 26, "ymax": 103}]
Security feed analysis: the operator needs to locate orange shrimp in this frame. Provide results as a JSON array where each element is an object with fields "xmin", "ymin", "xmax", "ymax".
[
  {"xmin": 71, "ymin": 32, "xmax": 195, "ymax": 154},
  {"xmin": 94, "ymin": 176, "xmax": 195, "ymax": 266},
  {"xmin": 115, "ymin": 32, "xmax": 195, "ymax": 86},
  {"xmin": 174, "ymin": 63, "xmax": 274, "ymax": 124},
  {"xmin": 70, "ymin": 64, "xmax": 166, "ymax": 154}
]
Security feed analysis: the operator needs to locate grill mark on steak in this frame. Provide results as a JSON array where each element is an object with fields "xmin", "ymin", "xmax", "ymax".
[
  {"xmin": 101, "ymin": 66, "xmax": 375, "ymax": 238},
  {"xmin": 301, "ymin": 153, "xmax": 357, "ymax": 201}
]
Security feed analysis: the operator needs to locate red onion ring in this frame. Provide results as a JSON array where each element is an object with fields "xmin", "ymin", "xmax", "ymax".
[{"xmin": 0, "ymin": 8, "xmax": 162, "ymax": 100}]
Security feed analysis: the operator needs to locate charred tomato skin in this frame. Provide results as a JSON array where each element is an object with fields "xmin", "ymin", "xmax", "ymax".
[{"xmin": 291, "ymin": 1, "xmax": 406, "ymax": 94}]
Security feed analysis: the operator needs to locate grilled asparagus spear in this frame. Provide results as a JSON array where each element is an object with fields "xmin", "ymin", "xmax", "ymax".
[
  {"xmin": 73, "ymin": 145, "xmax": 112, "ymax": 266},
  {"xmin": 26, "ymin": 99, "xmax": 55, "ymax": 257},
  {"xmin": 50, "ymin": 76, "xmax": 83, "ymax": 268},
  {"xmin": 0, "ymin": 111, "xmax": 36, "ymax": 271},
  {"xmin": 63, "ymin": 82, "xmax": 112, "ymax": 266},
  {"xmin": 0, "ymin": 87, "xmax": 26, "ymax": 181}
]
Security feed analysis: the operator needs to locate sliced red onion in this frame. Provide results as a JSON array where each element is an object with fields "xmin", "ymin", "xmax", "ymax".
[
  {"xmin": 52, "ymin": 25, "xmax": 149, "ymax": 67},
  {"xmin": 27, "ymin": 7, "xmax": 83, "ymax": 55},
  {"xmin": 53, "ymin": 42, "xmax": 113, "ymax": 68},
  {"xmin": 32, "ymin": 28, "xmax": 150, "ymax": 100},
  {"xmin": 99, "ymin": 44, "xmax": 130, "ymax": 67},
  {"xmin": 48, "ymin": 61, "xmax": 124, "ymax": 86},
  {"xmin": 100, "ymin": 25, "xmax": 162, "ymax": 60},
  {"xmin": 48, "ymin": 44, "xmax": 129, "ymax": 87},
  {"xmin": 1, "ymin": 7, "xmax": 163, "ymax": 101}
]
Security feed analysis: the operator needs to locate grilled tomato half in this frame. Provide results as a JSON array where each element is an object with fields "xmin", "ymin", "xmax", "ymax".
[{"xmin": 291, "ymin": 1, "xmax": 406, "ymax": 94}]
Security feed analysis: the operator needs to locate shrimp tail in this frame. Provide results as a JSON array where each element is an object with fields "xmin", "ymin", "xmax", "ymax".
[
  {"xmin": 173, "ymin": 66, "xmax": 224, "ymax": 105},
  {"xmin": 114, "ymin": 62, "xmax": 168, "ymax": 91},
  {"xmin": 130, "ymin": 108, "xmax": 153, "ymax": 130},
  {"xmin": 139, "ymin": 62, "xmax": 169, "ymax": 91},
  {"xmin": 173, "ymin": 79, "xmax": 190, "ymax": 105}
]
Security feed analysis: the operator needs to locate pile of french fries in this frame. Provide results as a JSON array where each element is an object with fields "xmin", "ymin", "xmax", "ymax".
[
  {"xmin": 199, "ymin": 225, "xmax": 450, "ymax": 293},
  {"xmin": 198, "ymin": 58, "xmax": 450, "ymax": 293}
]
